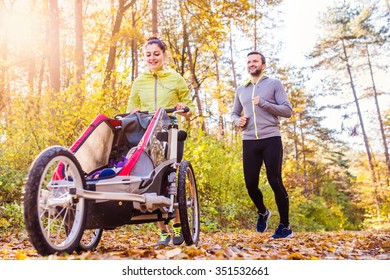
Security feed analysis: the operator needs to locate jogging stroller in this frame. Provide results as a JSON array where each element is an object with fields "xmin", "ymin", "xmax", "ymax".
[{"xmin": 23, "ymin": 107, "xmax": 199, "ymax": 256}]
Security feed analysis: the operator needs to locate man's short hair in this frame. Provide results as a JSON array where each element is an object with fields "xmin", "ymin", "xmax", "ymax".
[{"xmin": 247, "ymin": 51, "xmax": 266, "ymax": 64}]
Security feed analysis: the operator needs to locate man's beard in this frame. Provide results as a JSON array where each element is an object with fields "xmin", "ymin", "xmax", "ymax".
[{"xmin": 249, "ymin": 68, "xmax": 262, "ymax": 77}]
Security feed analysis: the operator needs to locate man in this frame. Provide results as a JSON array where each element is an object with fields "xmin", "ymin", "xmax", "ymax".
[{"xmin": 231, "ymin": 51, "xmax": 293, "ymax": 238}]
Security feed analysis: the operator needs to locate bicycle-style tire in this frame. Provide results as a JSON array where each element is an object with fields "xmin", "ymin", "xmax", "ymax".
[
  {"xmin": 177, "ymin": 160, "xmax": 200, "ymax": 245},
  {"xmin": 24, "ymin": 146, "xmax": 87, "ymax": 256},
  {"xmin": 76, "ymin": 228, "xmax": 103, "ymax": 252}
]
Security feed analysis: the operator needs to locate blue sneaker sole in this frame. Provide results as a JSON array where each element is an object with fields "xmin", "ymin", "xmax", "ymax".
[{"xmin": 272, "ymin": 232, "xmax": 293, "ymax": 239}]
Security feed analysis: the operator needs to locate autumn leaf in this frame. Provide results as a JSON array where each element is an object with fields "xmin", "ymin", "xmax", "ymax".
[
  {"xmin": 15, "ymin": 250, "xmax": 27, "ymax": 260},
  {"xmin": 1, "ymin": 229, "xmax": 389, "ymax": 260},
  {"xmin": 287, "ymin": 252, "xmax": 305, "ymax": 260}
]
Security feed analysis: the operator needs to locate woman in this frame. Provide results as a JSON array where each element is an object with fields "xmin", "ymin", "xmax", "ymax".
[
  {"xmin": 127, "ymin": 37, "xmax": 193, "ymax": 118},
  {"xmin": 127, "ymin": 37, "xmax": 195, "ymax": 246}
]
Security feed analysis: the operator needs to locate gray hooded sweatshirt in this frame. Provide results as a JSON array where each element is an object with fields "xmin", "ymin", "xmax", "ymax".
[{"xmin": 231, "ymin": 75, "xmax": 292, "ymax": 140}]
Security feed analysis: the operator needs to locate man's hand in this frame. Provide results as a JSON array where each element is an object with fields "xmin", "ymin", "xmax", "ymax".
[
  {"xmin": 238, "ymin": 116, "xmax": 249, "ymax": 127},
  {"xmin": 252, "ymin": 96, "xmax": 260, "ymax": 105}
]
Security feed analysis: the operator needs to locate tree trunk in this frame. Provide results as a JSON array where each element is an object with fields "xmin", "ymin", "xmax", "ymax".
[
  {"xmin": 229, "ymin": 28, "xmax": 238, "ymax": 91},
  {"xmin": 293, "ymin": 123, "xmax": 299, "ymax": 163},
  {"xmin": 341, "ymin": 39, "xmax": 381, "ymax": 208},
  {"xmin": 152, "ymin": 0, "xmax": 158, "ymax": 36},
  {"xmin": 365, "ymin": 43, "xmax": 390, "ymax": 180},
  {"xmin": 0, "ymin": 35, "xmax": 9, "ymax": 116},
  {"xmin": 299, "ymin": 114, "xmax": 309, "ymax": 194},
  {"xmin": 290, "ymin": 114, "xmax": 300, "ymax": 186},
  {"xmin": 213, "ymin": 52, "xmax": 225, "ymax": 137},
  {"xmin": 131, "ymin": 7, "xmax": 138, "ymax": 81},
  {"xmin": 75, "ymin": 0, "xmax": 85, "ymax": 86},
  {"xmin": 110, "ymin": 0, "xmax": 115, "ymax": 28},
  {"xmin": 103, "ymin": 0, "xmax": 135, "ymax": 109},
  {"xmin": 38, "ymin": 58, "xmax": 45, "ymax": 97},
  {"xmin": 75, "ymin": 0, "xmax": 85, "ymax": 106},
  {"xmin": 253, "ymin": 0, "xmax": 257, "ymax": 50},
  {"xmin": 228, "ymin": 24, "xmax": 238, "ymax": 141},
  {"xmin": 28, "ymin": 59, "xmax": 35, "ymax": 95},
  {"xmin": 184, "ymin": 27, "xmax": 204, "ymax": 131},
  {"xmin": 179, "ymin": 1, "xmax": 205, "ymax": 131},
  {"xmin": 49, "ymin": 0, "xmax": 61, "ymax": 94}
]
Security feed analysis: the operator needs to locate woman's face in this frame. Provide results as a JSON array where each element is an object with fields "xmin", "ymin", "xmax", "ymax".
[{"xmin": 144, "ymin": 43, "xmax": 165, "ymax": 72}]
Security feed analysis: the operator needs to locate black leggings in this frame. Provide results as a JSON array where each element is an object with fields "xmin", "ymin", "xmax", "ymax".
[{"xmin": 242, "ymin": 137, "xmax": 289, "ymax": 226}]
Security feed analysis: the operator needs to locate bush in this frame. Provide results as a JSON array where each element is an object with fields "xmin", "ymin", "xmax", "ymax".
[
  {"xmin": 0, "ymin": 164, "xmax": 24, "ymax": 205},
  {"xmin": 0, "ymin": 157, "xmax": 26, "ymax": 233},
  {"xmin": 0, "ymin": 202, "xmax": 24, "ymax": 233}
]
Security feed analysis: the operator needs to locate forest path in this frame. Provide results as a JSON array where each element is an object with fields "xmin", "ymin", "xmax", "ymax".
[{"xmin": 1, "ymin": 229, "xmax": 389, "ymax": 260}]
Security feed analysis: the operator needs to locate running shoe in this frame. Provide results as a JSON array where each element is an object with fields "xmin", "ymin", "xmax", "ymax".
[
  {"xmin": 256, "ymin": 209, "xmax": 271, "ymax": 232},
  {"xmin": 172, "ymin": 223, "xmax": 184, "ymax": 245},
  {"xmin": 271, "ymin": 223, "xmax": 293, "ymax": 239},
  {"xmin": 157, "ymin": 230, "xmax": 171, "ymax": 246}
]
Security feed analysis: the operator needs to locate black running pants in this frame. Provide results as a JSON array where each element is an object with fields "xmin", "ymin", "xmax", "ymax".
[{"xmin": 242, "ymin": 136, "xmax": 289, "ymax": 226}]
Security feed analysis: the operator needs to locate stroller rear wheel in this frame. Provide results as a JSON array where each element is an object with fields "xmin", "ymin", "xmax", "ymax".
[
  {"xmin": 177, "ymin": 160, "xmax": 200, "ymax": 245},
  {"xmin": 77, "ymin": 228, "xmax": 103, "ymax": 252},
  {"xmin": 24, "ymin": 146, "xmax": 87, "ymax": 256}
]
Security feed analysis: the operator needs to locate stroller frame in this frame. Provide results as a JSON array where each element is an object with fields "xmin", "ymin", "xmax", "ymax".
[{"xmin": 23, "ymin": 107, "xmax": 199, "ymax": 256}]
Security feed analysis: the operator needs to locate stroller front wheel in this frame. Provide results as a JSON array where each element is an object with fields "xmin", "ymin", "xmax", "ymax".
[{"xmin": 24, "ymin": 146, "xmax": 87, "ymax": 256}]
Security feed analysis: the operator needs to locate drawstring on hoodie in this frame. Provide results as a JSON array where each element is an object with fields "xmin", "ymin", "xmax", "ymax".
[{"xmin": 152, "ymin": 71, "xmax": 178, "ymax": 111}]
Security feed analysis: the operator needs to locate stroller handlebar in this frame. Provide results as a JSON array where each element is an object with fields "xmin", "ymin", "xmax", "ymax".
[
  {"xmin": 165, "ymin": 107, "xmax": 189, "ymax": 114},
  {"xmin": 114, "ymin": 107, "xmax": 190, "ymax": 119}
]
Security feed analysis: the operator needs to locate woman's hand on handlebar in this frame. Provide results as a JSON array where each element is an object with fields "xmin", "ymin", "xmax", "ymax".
[
  {"xmin": 175, "ymin": 103, "xmax": 192, "ymax": 118},
  {"xmin": 126, "ymin": 106, "xmax": 191, "ymax": 117}
]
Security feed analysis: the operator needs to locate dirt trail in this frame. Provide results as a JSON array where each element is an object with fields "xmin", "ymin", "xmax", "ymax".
[{"xmin": 1, "ymin": 229, "xmax": 389, "ymax": 260}]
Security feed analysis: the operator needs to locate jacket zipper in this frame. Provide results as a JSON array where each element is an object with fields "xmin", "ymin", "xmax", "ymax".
[
  {"xmin": 153, "ymin": 73, "xmax": 157, "ymax": 110},
  {"xmin": 251, "ymin": 73, "xmax": 264, "ymax": 139}
]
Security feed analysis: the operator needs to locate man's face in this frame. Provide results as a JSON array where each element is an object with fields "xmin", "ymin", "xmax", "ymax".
[{"xmin": 247, "ymin": 54, "xmax": 266, "ymax": 76}]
